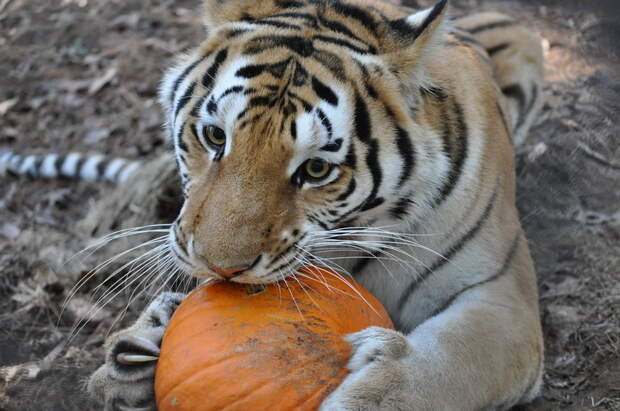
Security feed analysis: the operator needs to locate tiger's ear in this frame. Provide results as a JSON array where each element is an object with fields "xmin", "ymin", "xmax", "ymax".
[
  {"xmin": 382, "ymin": 0, "xmax": 450, "ymax": 79},
  {"xmin": 202, "ymin": 0, "xmax": 283, "ymax": 28}
]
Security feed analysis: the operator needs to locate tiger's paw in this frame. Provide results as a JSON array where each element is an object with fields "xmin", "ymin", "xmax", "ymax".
[
  {"xmin": 88, "ymin": 292, "xmax": 186, "ymax": 411},
  {"xmin": 320, "ymin": 327, "xmax": 413, "ymax": 411}
]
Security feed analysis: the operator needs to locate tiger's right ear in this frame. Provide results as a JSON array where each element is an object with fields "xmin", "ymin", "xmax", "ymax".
[
  {"xmin": 202, "ymin": 0, "xmax": 283, "ymax": 29},
  {"xmin": 382, "ymin": 0, "xmax": 450, "ymax": 80}
]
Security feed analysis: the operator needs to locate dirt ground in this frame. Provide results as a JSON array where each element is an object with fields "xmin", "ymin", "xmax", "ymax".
[{"xmin": 0, "ymin": 0, "xmax": 618, "ymax": 410}]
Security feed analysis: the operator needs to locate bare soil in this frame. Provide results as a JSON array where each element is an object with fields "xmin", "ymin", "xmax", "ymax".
[{"xmin": 0, "ymin": 0, "xmax": 618, "ymax": 410}]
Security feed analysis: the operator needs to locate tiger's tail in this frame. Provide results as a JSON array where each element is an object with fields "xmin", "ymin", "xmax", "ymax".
[
  {"xmin": 0, "ymin": 151, "xmax": 141, "ymax": 184},
  {"xmin": 454, "ymin": 12, "xmax": 545, "ymax": 145}
]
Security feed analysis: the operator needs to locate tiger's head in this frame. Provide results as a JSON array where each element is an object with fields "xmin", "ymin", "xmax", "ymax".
[{"xmin": 159, "ymin": 0, "xmax": 449, "ymax": 283}]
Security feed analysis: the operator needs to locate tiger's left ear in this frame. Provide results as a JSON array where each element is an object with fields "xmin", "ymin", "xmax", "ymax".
[{"xmin": 382, "ymin": 0, "xmax": 450, "ymax": 79}]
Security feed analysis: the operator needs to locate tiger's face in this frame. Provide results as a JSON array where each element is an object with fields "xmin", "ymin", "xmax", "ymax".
[{"xmin": 159, "ymin": 0, "xmax": 448, "ymax": 283}]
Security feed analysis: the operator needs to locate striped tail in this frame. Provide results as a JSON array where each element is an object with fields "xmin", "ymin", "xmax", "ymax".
[{"xmin": 0, "ymin": 152, "xmax": 142, "ymax": 184}]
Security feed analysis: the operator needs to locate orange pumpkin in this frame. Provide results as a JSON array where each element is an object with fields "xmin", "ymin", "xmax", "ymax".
[{"xmin": 155, "ymin": 266, "xmax": 393, "ymax": 411}]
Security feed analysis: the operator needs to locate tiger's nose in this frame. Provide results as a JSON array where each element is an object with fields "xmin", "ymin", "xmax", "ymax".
[{"xmin": 208, "ymin": 264, "xmax": 250, "ymax": 279}]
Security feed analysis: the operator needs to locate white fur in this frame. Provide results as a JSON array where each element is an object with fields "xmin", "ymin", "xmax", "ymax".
[
  {"xmin": 116, "ymin": 161, "xmax": 140, "ymax": 183},
  {"xmin": 60, "ymin": 153, "xmax": 81, "ymax": 177},
  {"xmin": 103, "ymin": 158, "xmax": 127, "ymax": 182},
  {"xmin": 80, "ymin": 154, "xmax": 104, "ymax": 181},
  {"xmin": 41, "ymin": 154, "xmax": 59, "ymax": 178}
]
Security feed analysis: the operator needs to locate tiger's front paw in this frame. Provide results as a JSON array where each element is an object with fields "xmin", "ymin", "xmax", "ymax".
[
  {"xmin": 88, "ymin": 292, "xmax": 185, "ymax": 411},
  {"xmin": 320, "ymin": 326, "xmax": 413, "ymax": 411}
]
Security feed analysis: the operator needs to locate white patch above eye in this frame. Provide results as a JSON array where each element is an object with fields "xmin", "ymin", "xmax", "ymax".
[
  {"xmin": 198, "ymin": 58, "xmax": 252, "ymax": 158},
  {"xmin": 209, "ymin": 57, "xmax": 250, "ymax": 105},
  {"xmin": 287, "ymin": 85, "xmax": 352, "ymax": 179}
]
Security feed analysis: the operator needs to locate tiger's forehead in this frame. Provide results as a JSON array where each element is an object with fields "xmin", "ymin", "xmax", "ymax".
[{"xmin": 189, "ymin": 45, "xmax": 353, "ymax": 150}]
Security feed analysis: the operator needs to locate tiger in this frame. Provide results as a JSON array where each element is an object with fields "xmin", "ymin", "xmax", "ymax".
[{"xmin": 21, "ymin": 0, "xmax": 546, "ymax": 409}]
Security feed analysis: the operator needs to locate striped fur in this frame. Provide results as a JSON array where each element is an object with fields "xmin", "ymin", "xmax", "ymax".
[
  {"xmin": 88, "ymin": 1, "xmax": 546, "ymax": 409},
  {"xmin": 0, "ymin": 151, "xmax": 141, "ymax": 184}
]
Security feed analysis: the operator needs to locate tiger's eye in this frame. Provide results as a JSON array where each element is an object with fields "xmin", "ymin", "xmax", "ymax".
[
  {"xmin": 204, "ymin": 125, "xmax": 226, "ymax": 147},
  {"xmin": 305, "ymin": 159, "xmax": 330, "ymax": 179}
]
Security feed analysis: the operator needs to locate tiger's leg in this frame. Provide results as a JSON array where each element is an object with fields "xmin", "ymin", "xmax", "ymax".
[
  {"xmin": 455, "ymin": 12, "xmax": 545, "ymax": 145},
  {"xmin": 88, "ymin": 292, "xmax": 186, "ymax": 411},
  {"xmin": 321, "ymin": 237, "xmax": 544, "ymax": 410}
]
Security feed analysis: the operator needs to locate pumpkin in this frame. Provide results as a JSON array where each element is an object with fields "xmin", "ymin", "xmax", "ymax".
[{"xmin": 154, "ymin": 266, "xmax": 394, "ymax": 411}]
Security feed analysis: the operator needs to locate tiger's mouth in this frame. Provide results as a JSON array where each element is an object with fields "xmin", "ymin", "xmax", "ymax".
[{"xmin": 168, "ymin": 224, "xmax": 310, "ymax": 285}]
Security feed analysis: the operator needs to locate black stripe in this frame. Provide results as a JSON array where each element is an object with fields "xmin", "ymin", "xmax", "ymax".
[
  {"xmin": 190, "ymin": 95, "xmax": 207, "ymax": 117},
  {"xmin": 360, "ymin": 196, "xmax": 384, "ymax": 212},
  {"xmin": 320, "ymin": 138, "xmax": 342, "ymax": 152},
  {"xmin": 313, "ymin": 35, "xmax": 372, "ymax": 54},
  {"xmin": 365, "ymin": 83, "xmax": 378, "ymax": 99},
  {"xmin": 189, "ymin": 123, "xmax": 206, "ymax": 151},
  {"xmin": 206, "ymin": 98, "xmax": 217, "ymax": 114},
  {"xmin": 487, "ymin": 42, "xmax": 510, "ymax": 56},
  {"xmin": 225, "ymin": 29, "xmax": 249, "ymax": 39},
  {"xmin": 336, "ymin": 177, "xmax": 356, "ymax": 202},
  {"xmin": 252, "ymin": 19, "xmax": 301, "ymax": 30},
  {"xmin": 96, "ymin": 158, "xmax": 109, "ymax": 181},
  {"xmin": 502, "ymin": 84, "xmax": 526, "ymax": 127},
  {"xmin": 437, "ymin": 101, "xmax": 468, "ymax": 205},
  {"xmin": 344, "ymin": 142, "xmax": 357, "ymax": 168},
  {"xmin": 430, "ymin": 233, "xmax": 521, "ymax": 318},
  {"xmin": 351, "ymin": 252, "xmax": 381, "ymax": 276},
  {"xmin": 239, "ymin": 113, "xmax": 264, "ymax": 130},
  {"xmin": 248, "ymin": 95, "xmax": 274, "ymax": 109},
  {"xmin": 308, "ymin": 214, "xmax": 329, "ymax": 230},
  {"xmin": 311, "ymin": 49, "xmax": 345, "ymax": 79},
  {"xmin": 74, "ymin": 156, "xmax": 86, "ymax": 178},
  {"xmin": 389, "ymin": 196, "xmax": 414, "ymax": 220},
  {"xmin": 174, "ymin": 81, "xmax": 196, "ymax": 119},
  {"xmin": 395, "ymin": 127, "xmax": 415, "ymax": 187},
  {"xmin": 275, "ymin": 0, "xmax": 304, "ymax": 8},
  {"xmin": 31, "ymin": 156, "xmax": 44, "ymax": 178},
  {"xmin": 312, "ymin": 76, "xmax": 338, "ymax": 106},
  {"xmin": 452, "ymin": 31, "xmax": 483, "ymax": 47},
  {"xmin": 218, "ymin": 85, "xmax": 244, "ymax": 100},
  {"xmin": 203, "ymin": 48, "xmax": 228, "ymax": 89},
  {"xmin": 176, "ymin": 121, "xmax": 188, "ymax": 152},
  {"xmin": 272, "ymin": 12, "xmax": 316, "ymax": 21},
  {"xmin": 236, "ymin": 64, "xmax": 267, "ymax": 78},
  {"xmin": 397, "ymin": 182, "xmax": 500, "ymax": 309},
  {"xmin": 267, "ymin": 58, "xmax": 293, "ymax": 78},
  {"xmin": 331, "ymin": 3, "xmax": 379, "ymax": 35},
  {"xmin": 244, "ymin": 35, "xmax": 314, "ymax": 57},
  {"xmin": 271, "ymin": 12, "xmax": 318, "ymax": 28},
  {"xmin": 170, "ymin": 58, "xmax": 203, "ymax": 104},
  {"xmin": 54, "ymin": 155, "xmax": 65, "ymax": 176},
  {"xmin": 287, "ymin": 91, "xmax": 312, "ymax": 111},
  {"xmin": 112, "ymin": 161, "xmax": 130, "ymax": 183},
  {"xmin": 515, "ymin": 84, "xmax": 538, "ymax": 131},
  {"xmin": 353, "ymin": 94, "xmax": 382, "ymax": 210},
  {"xmin": 316, "ymin": 15, "xmax": 373, "ymax": 51},
  {"xmin": 468, "ymin": 20, "xmax": 516, "ymax": 34},
  {"xmin": 290, "ymin": 120, "xmax": 297, "ymax": 140},
  {"xmin": 360, "ymin": 139, "xmax": 382, "ymax": 211},
  {"xmin": 316, "ymin": 108, "xmax": 332, "ymax": 138}
]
